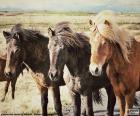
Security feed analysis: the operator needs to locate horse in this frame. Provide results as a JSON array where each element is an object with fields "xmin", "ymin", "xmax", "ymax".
[
  {"xmin": 48, "ymin": 21, "xmax": 116, "ymax": 116},
  {"xmin": 0, "ymin": 52, "xmax": 26, "ymax": 102},
  {"xmin": 3, "ymin": 24, "xmax": 65, "ymax": 116},
  {"xmin": 88, "ymin": 11, "xmax": 140, "ymax": 116}
]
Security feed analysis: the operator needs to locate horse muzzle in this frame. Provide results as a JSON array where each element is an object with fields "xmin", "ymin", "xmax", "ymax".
[
  {"xmin": 89, "ymin": 63, "xmax": 102, "ymax": 77},
  {"xmin": 48, "ymin": 70, "xmax": 59, "ymax": 82},
  {"xmin": 4, "ymin": 67, "xmax": 17, "ymax": 79}
]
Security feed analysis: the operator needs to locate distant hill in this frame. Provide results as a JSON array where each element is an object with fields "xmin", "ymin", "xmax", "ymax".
[{"xmin": 0, "ymin": 5, "xmax": 139, "ymax": 13}]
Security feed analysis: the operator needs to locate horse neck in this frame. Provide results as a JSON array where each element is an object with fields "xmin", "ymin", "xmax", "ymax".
[
  {"xmin": 109, "ymin": 44, "xmax": 126, "ymax": 71},
  {"xmin": 24, "ymin": 41, "xmax": 50, "ymax": 72},
  {"xmin": 66, "ymin": 46, "xmax": 90, "ymax": 77}
]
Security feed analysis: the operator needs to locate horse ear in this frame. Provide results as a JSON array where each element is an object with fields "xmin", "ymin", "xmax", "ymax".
[
  {"xmin": 48, "ymin": 27, "xmax": 55, "ymax": 37},
  {"xmin": 89, "ymin": 19, "xmax": 93, "ymax": 25},
  {"xmin": 104, "ymin": 20, "xmax": 111, "ymax": 26},
  {"xmin": 3, "ymin": 31, "xmax": 11, "ymax": 40},
  {"xmin": 21, "ymin": 63, "xmax": 29, "ymax": 71}
]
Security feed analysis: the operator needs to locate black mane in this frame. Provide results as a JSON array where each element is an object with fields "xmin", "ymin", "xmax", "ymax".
[
  {"xmin": 11, "ymin": 24, "xmax": 49, "ymax": 43},
  {"xmin": 53, "ymin": 22, "xmax": 89, "ymax": 48}
]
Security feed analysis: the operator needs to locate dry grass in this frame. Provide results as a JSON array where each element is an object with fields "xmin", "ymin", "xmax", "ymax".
[
  {"xmin": 0, "ymin": 11, "xmax": 140, "ymax": 114},
  {"xmin": 0, "ymin": 70, "xmax": 71, "ymax": 114}
]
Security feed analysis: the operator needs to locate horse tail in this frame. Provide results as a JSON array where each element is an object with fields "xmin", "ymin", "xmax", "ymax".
[
  {"xmin": 92, "ymin": 89, "xmax": 103, "ymax": 104},
  {"xmin": 134, "ymin": 95, "xmax": 140, "ymax": 106}
]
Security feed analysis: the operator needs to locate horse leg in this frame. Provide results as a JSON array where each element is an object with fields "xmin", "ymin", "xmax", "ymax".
[
  {"xmin": 116, "ymin": 95, "xmax": 125, "ymax": 116},
  {"xmin": 83, "ymin": 92, "xmax": 93, "ymax": 116},
  {"xmin": 51, "ymin": 86, "xmax": 63, "ymax": 116},
  {"xmin": 11, "ymin": 78, "xmax": 18, "ymax": 99},
  {"xmin": 70, "ymin": 91, "xmax": 81, "ymax": 116},
  {"xmin": 105, "ymin": 85, "xmax": 116, "ymax": 116},
  {"xmin": 41, "ymin": 88, "xmax": 48, "ymax": 116},
  {"xmin": 82, "ymin": 108, "xmax": 86, "ymax": 116},
  {"xmin": 1, "ymin": 80, "xmax": 10, "ymax": 102},
  {"xmin": 124, "ymin": 92, "xmax": 135, "ymax": 116}
]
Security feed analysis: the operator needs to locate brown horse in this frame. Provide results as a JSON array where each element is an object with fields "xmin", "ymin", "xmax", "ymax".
[
  {"xmin": 48, "ymin": 21, "xmax": 116, "ymax": 116},
  {"xmin": 88, "ymin": 11, "xmax": 140, "ymax": 116},
  {"xmin": 0, "ymin": 52, "xmax": 26, "ymax": 102},
  {"xmin": 3, "ymin": 24, "xmax": 65, "ymax": 116}
]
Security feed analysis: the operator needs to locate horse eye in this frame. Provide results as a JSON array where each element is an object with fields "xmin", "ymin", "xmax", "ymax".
[
  {"xmin": 54, "ymin": 43, "xmax": 57, "ymax": 47},
  {"xmin": 103, "ymin": 41, "xmax": 108, "ymax": 45}
]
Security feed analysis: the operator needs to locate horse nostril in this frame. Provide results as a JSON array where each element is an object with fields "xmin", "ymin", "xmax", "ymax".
[
  {"xmin": 48, "ymin": 72, "xmax": 54, "ymax": 81},
  {"xmin": 95, "ymin": 67, "xmax": 99, "ymax": 74},
  {"xmin": 51, "ymin": 73, "xmax": 54, "ymax": 79},
  {"xmin": 5, "ymin": 72, "xmax": 12, "ymax": 78},
  {"xmin": 48, "ymin": 71, "xmax": 58, "ymax": 81}
]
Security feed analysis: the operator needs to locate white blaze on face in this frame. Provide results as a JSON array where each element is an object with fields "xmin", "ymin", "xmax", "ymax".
[{"xmin": 89, "ymin": 63, "xmax": 102, "ymax": 76}]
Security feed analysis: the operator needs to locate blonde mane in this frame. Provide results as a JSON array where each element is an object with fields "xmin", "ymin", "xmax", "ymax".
[{"xmin": 90, "ymin": 10, "xmax": 133, "ymax": 62}]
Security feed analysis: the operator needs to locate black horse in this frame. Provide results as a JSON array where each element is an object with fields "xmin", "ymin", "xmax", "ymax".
[
  {"xmin": 48, "ymin": 21, "xmax": 116, "ymax": 116},
  {"xmin": 3, "ymin": 24, "xmax": 65, "ymax": 116}
]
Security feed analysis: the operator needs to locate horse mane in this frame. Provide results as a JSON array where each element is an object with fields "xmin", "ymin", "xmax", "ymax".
[
  {"xmin": 91, "ymin": 11, "xmax": 133, "ymax": 62},
  {"xmin": 10, "ymin": 24, "xmax": 49, "ymax": 62},
  {"xmin": 11, "ymin": 23, "xmax": 49, "ymax": 43},
  {"xmin": 54, "ymin": 21, "xmax": 89, "ymax": 48}
]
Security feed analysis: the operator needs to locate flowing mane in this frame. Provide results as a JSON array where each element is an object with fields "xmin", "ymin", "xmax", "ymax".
[
  {"xmin": 90, "ymin": 11, "xmax": 133, "ymax": 62},
  {"xmin": 11, "ymin": 24, "xmax": 49, "ymax": 43},
  {"xmin": 10, "ymin": 24, "xmax": 49, "ymax": 62},
  {"xmin": 54, "ymin": 21, "xmax": 89, "ymax": 48}
]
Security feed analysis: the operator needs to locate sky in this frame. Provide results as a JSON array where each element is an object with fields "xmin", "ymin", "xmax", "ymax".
[{"xmin": 0, "ymin": 0, "xmax": 140, "ymax": 13}]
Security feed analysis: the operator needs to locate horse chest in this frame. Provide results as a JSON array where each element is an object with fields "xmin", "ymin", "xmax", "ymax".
[
  {"xmin": 65, "ymin": 76, "xmax": 89, "ymax": 94},
  {"xmin": 63, "ymin": 66, "xmax": 89, "ymax": 94}
]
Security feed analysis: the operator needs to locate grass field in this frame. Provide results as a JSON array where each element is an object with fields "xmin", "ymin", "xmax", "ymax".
[{"xmin": 0, "ymin": 11, "xmax": 140, "ymax": 115}]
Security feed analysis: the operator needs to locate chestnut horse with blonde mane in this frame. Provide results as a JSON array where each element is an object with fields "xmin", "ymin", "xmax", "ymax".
[{"xmin": 88, "ymin": 11, "xmax": 140, "ymax": 116}]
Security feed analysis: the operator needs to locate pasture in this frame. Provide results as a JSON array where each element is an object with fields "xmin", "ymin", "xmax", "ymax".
[{"xmin": 0, "ymin": 11, "xmax": 140, "ymax": 115}]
